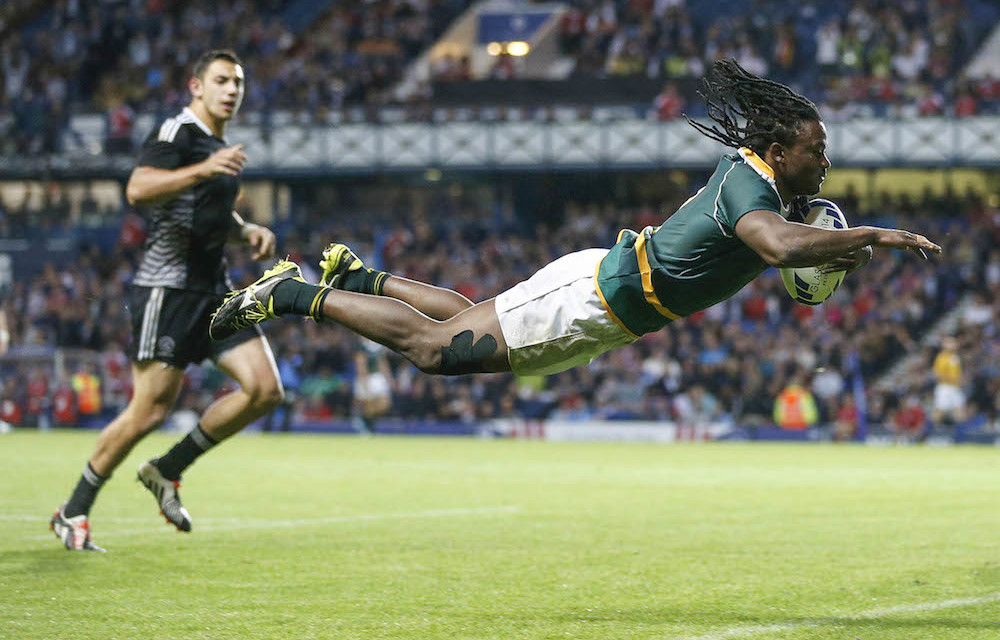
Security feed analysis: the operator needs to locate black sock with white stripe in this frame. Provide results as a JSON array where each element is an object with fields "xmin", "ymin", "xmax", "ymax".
[
  {"xmin": 153, "ymin": 425, "xmax": 218, "ymax": 481},
  {"xmin": 63, "ymin": 463, "xmax": 109, "ymax": 518}
]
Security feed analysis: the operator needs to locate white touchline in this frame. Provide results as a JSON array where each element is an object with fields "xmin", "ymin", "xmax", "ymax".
[
  {"xmin": 680, "ymin": 592, "xmax": 1000, "ymax": 640},
  {"xmin": 27, "ymin": 506, "xmax": 520, "ymax": 540},
  {"xmin": 3, "ymin": 515, "xmax": 153, "ymax": 522},
  {"xmin": 192, "ymin": 506, "xmax": 522, "ymax": 533}
]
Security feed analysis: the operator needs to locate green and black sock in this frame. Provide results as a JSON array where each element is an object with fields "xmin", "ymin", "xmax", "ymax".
[
  {"xmin": 270, "ymin": 278, "xmax": 334, "ymax": 319},
  {"xmin": 340, "ymin": 268, "xmax": 389, "ymax": 296}
]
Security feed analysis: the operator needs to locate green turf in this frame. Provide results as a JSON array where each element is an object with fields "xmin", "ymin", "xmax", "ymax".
[{"xmin": 1, "ymin": 431, "xmax": 998, "ymax": 640}]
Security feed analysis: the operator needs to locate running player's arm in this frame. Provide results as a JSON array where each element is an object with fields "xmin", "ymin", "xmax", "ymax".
[
  {"xmin": 734, "ymin": 210, "xmax": 940, "ymax": 268},
  {"xmin": 126, "ymin": 164, "xmax": 207, "ymax": 206},
  {"xmin": 126, "ymin": 144, "xmax": 247, "ymax": 206}
]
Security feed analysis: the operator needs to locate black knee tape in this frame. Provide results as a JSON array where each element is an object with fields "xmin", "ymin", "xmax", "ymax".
[{"xmin": 439, "ymin": 330, "xmax": 498, "ymax": 375}]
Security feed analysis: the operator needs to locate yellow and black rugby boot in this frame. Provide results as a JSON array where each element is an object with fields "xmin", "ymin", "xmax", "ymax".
[
  {"xmin": 209, "ymin": 260, "xmax": 302, "ymax": 340},
  {"xmin": 318, "ymin": 242, "xmax": 365, "ymax": 288}
]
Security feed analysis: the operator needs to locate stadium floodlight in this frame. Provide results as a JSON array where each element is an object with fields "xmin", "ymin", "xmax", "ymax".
[
  {"xmin": 506, "ymin": 41, "xmax": 530, "ymax": 56},
  {"xmin": 486, "ymin": 42, "xmax": 503, "ymax": 56}
]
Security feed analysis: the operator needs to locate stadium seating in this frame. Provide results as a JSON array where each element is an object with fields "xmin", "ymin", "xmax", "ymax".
[
  {"xmin": 2, "ymin": 0, "xmax": 997, "ymax": 157},
  {"xmin": 1, "ymin": 0, "xmax": 996, "ymax": 439},
  {"xmin": 0, "ymin": 189, "xmax": 995, "ymax": 437}
]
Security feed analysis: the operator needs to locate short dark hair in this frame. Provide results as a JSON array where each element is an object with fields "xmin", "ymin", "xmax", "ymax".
[
  {"xmin": 192, "ymin": 50, "xmax": 242, "ymax": 80},
  {"xmin": 686, "ymin": 59, "xmax": 821, "ymax": 155}
]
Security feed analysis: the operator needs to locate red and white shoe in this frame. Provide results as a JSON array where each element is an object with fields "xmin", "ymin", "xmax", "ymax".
[{"xmin": 50, "ymin": 507, "xmax": 105, "ymax": 552}]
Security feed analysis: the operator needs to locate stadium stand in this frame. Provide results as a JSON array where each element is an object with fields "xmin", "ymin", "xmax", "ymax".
[
  {"xmin": 2, "ymin": 0, "xmax": 998, "ymax": 157},
  {"xmin": 1, "ymin": 0, "xmax": 475, "ymax": 154},
  {"xmin": 0, "ymin": 185, "xmax": 996, "ymax": 438},
  {"xmin": 0, "ymin": 0, "xmax": 997, "ymax": 441}
]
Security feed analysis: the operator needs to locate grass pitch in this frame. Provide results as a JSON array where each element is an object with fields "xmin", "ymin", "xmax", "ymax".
[{"xmin": 2, "ymin": 430, "xmax": 999, "ymax": 640}]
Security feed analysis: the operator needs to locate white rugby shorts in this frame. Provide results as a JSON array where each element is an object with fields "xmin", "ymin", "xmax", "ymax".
[
  {"xmin": 495, "ymin": 249, "xmax": 637, "ymax": 376},
  {"xmin": 354, "ymin": 372, "xmax": 391, "ymax": 402},
  {"xmin": 933, "ymin": 383, "xmax": 965, "ymax": 414}
]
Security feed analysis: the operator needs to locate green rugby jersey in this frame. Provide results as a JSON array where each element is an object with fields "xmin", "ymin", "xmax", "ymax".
[{"xmin": 595, "ymin": 148, "xmax": 796, "ymax": 337}]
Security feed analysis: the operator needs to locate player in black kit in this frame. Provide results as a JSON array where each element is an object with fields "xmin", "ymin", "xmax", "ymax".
[{"xmin": 50, "ymin": 51, "xmax": 284, "ymax": 551}]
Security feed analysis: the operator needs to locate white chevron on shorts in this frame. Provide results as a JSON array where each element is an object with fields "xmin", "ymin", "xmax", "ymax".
[{"xmin": 138, "ymin": 287, "xmax": 165, "ymax": 360}]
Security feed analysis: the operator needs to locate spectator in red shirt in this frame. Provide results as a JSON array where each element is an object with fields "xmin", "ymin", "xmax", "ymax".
[
  {"xmin": 105, "ymin": 95, "xmax": 135, "ymax": 154},
  {"xmin": 953, "ymin": 87, "xmax": 978, "ymax": 117},
  {"xmin": 976, "ymin": 75, "xmax": 999, "ymax": 99},
  {"xmin": 916, "ymin": 84, "xmax": 945, "ymax": 116},
  {"xmin": 653, "ymin": 82, "xmax": 685, "ymax": 120},
  {"xmin": 52, "ymin": 377, "xmax": 78, "ymax": 426},
  {"xmin": 25, "ymin": 366, "xmax": 49, "ymax": 427},
  {"xmin": 833, "ymin": 394, "xmax": 858, "ymax": 441},
  {"xmin": 119, "ymin": 211, "xmax": 146, "ymax": 250},
  {"xmin": 0, "ymin": 378, "xmax": 23, "ymax": 429},
  {"xmin": 893, "ymin": 394, "xmax": 926, "ymax": 442}
]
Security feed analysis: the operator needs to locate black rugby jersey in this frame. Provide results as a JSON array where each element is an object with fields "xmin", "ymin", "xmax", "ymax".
[{"xmin": 132, "ymin": 107, "xmax": 240, "ymax": 294}]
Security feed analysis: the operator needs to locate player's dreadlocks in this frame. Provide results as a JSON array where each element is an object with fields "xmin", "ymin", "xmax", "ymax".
[{"xmin": 686, "ymin": 59, "xmax": 820, "ymax": 155}]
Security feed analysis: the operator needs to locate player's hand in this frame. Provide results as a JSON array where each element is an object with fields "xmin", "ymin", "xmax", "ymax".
[
  {"xmin": 818, "ymin": 246, "xmax": 872, "ymax": 274},
  {"xmin": 871, "ymin": 227, "xmax": 941, "ymax": 259},
  {"xmin": 244, "ymin": 224, "xmax": 276, "ymax": 260},
  {"xmin": 201, "ymin": 144, "xmax": 248, "ymax": 177}
]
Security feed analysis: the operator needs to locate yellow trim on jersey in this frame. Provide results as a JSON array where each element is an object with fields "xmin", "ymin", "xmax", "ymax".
[
  {"xmin": 738, "ymin": 147, "xmax": 775, "ymax": 180},
  {"xmin": 593, "ymin": 256, "xmax": 640, "ymax": 340},
  {"xmin": 634, "ymin": 227, "xmax": 681, "ymax": 321}
]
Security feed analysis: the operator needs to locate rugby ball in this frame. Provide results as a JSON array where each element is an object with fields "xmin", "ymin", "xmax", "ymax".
[{"xmin": 780, "ymin": 198, "xmax": 848, "ymax": 306}]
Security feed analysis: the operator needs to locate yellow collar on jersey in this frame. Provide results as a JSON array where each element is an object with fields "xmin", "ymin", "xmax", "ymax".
[{"xmin": 738, "ymin": 147, "xmax": 775, "ymax": 180}]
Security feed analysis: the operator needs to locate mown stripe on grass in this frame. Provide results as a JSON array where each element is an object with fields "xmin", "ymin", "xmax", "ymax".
[{"xmin": 683, "ymin": 592, "xmax": 1000, "ymax": 639}]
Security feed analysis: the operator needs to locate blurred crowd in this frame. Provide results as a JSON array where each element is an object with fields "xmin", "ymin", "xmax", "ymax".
[
  {"xmin": 0, "ymin": 0, "xmax": 996, "ymax": 437},
  {"xmin": 563, "ymin": 0, "xmax": 998, "ymax": 119},
  {"xmin": 1, "ymin": 184, "xmax": 997, "ymax": 440},
  {"xmin": 1, "ymin": 0, "xmax": 471, "ymax": 155},
  {"xmin": 3, "ymin": 0, "xmax": 998, "ymax": 156}
]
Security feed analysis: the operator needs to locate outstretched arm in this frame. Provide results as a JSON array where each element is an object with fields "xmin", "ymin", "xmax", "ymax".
[
  {"xmin": 819, "ymin": 246, "xmax": 872, "ymax": 274},
  {"xmin": 734, "ymin": 209, "xmax": 940, "ymax": 268}
]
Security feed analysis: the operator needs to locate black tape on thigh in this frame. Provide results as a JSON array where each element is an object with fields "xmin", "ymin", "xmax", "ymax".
[{"xmin": 439, "ymin": 330, "xmax": 498, "ymax": 375}]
